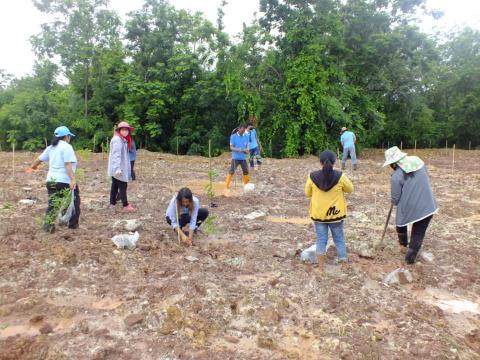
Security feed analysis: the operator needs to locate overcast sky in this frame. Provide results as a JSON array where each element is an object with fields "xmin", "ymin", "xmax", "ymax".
[{"xmin": 0, "ymin": 0, "xmax": 479, "ymax": 78}]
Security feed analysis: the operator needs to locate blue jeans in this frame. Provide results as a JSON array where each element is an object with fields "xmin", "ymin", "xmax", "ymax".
[
  {"xmin": 342, "ymin": 146, "xmax": 357, "ymax": 166},
  {"xmin": 314, "ymin": 221, "xmax": 347, "ymax": 260},
  {"xmin": 249, "ymin": 147, "xmax": 262, "ymax": 168}
]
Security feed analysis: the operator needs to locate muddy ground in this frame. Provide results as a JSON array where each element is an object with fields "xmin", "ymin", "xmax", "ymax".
[{"xmin": 0, "ymin": 148, "xmax": 479, "ymax": 360}]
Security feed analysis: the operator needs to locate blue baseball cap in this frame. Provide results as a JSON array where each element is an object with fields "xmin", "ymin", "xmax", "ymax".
[{"xmin": 54, "ymin": 126, "xmax": 75, "ymax": 137}]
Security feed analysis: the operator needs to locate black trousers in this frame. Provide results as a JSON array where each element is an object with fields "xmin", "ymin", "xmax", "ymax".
[
  {"xmin": 396, "ymin": 215, "xmax": 433, "ymax": 253},
  {"xmin": 46, "ymin": 182, "xmax": 81, "ymax": 229},
  {"xmin": 130, "ymin": 160, "xmax": 136, "ymax": 180},
  {"xmin": 166, "ymin": 208, "xmax": 209, "ymax": 230},
  {"xmin": 110, "ymin": 177, "xmax": 128, "ymax": 206},
  {"xmin": 229, "ymin": 160, "xmax": 249, "ymax": 175}
]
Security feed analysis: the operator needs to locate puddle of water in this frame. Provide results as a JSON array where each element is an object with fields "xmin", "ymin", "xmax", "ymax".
[
  {"xmin": 212, "ymin": 336, "xmax": 261, "ymax": 355},
  {"xmin": 48, "ymin": 295, "xmax": 123, "ymax": 310},
  {"xmin": 0, "ymin": 325, "xmax": 38, "ymax": 339},
  {"xmin": 92, "ymin": 298, "xmax": 123, "ymax": 310},
  {"xmin": 265, "ymin": 216, "xmax": 311, "ymax": 225},
  {"xmin": 416, "ymin": 287, "xmax": 480, "ymax": 339},
  {"xmin": 436, "ymin": 300, "xmax": 480, "ymax": 315},
  {"xmin": 236, "ymin": 272, "xmax": 277, "ymax": 287},
  {"xmin": 170, "ymin": 180, "xmax": 243, "ymax": 197},
  {"xmin": 417, "ymin": 287, "xmax": 480, "ymax": 314},
  {"xmin": 54, "ymin": 315, "xmax": 85, "ymax": 331}
]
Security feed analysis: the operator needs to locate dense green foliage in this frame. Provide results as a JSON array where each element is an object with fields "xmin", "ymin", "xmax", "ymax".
[{"xmin": 0, "ymin": 0, "xmax": 479, "ymax": 156}]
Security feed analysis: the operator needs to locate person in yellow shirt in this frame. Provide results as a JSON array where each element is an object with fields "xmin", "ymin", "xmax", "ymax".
[{"xmin": 305, "ymin": 150, "xmax": 354, "ymax": 272}]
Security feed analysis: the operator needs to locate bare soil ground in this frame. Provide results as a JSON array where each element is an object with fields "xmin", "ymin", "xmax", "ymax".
[{"xmin": 0, "ymin": 149, "xmax": 479, "ymax": 360}]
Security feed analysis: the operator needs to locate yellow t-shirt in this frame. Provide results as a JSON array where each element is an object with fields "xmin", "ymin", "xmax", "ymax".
[{"xmin": 305, "ymin": 173, "xmax": 353, "ymax": 222}]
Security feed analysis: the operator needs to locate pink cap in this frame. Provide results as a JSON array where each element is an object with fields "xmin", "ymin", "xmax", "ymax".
[{"xmin": 116, "ymin": 121, "xmax": 133, "ymax": 130}]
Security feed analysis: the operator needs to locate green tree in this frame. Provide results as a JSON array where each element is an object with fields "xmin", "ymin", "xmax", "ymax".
[
  {"xmin": 0, "ymin": 62, "xmax": 61, "ymax": 150},
  {"xmin": 31, "ymin": 0, "xmax": 122, "ymax": 119}
]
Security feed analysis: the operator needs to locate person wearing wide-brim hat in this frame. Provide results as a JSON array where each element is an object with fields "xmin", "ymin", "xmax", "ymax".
[
  {"xmin": 26, "ymin": 126, "xmax": 81, "ymax": 233},
  {"xmin": 340, "ymin": 126, "xmax": 358, "ymax": 170},
  {"xmin": 383, "ymin": 146, "xmax": 438, "ymax": 264},
  {"xmin": 108, "ymin": 121, "xmax": 136, "ymax": 212}
]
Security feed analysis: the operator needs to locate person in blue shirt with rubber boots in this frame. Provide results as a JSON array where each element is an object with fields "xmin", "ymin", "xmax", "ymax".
[{"xmin": 225, "ymin": 124, "xmax": 250, "ymax": 189}]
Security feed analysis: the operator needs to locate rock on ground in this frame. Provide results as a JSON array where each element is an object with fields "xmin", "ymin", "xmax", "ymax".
[{"xmin": 383, "ymin": 268, "xmax": 413, "ymax": 285}]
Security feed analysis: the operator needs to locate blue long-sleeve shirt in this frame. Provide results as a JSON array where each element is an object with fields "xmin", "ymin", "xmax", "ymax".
[
  {"xmin": 129, "ymin": 140, "xmax": 137, "ymax": 161},
  {"xmin": 166, "ymin": 196, "xmax": 200, "ymax": 230}
]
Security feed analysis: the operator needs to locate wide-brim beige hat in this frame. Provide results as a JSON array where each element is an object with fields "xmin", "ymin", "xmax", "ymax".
[{"xmin": 383, "ymin": 146, "xmax": 407, "ymax": 167}]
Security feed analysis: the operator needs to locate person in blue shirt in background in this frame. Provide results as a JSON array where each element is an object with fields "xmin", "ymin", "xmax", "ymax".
[
  {"xmin": 247, "ymin": 119, "xmax": 262, "ymax": 170},
  {"xmin": 225, "ymin": 124, "xmax": 250, "ymax": 189},
  {"xmin": 340, "ymin": 126, "xmax": 358, "ymax": 170},
  {"xmin": 26, "ymin": 126, "xmax": 80, "ymax": 233},
  {"xmin": 129, "ymin": 138, "xmax": 137, "ymax": 181}
]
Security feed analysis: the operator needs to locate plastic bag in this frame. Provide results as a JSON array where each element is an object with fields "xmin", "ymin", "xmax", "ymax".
[
  {"xmin": 301, "ymin": 244, "xmax": 317, "ymax": 264},
  {"xmin": 300, "ymin": 240, "xmax": 334, "ymax": 264},
  {"xmin": 58, "ymin": 190, "xmax": 75, "ymax": 226},
  {"xmin": 244, "ymin": 183, "xmax": 255, "ymax": 193},
  {"xmin": 111, "ymin": 231, "xmax": 140, "ymax": 250}
]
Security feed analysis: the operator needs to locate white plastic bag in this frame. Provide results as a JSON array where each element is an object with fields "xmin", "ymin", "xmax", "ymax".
[
  {"xmin": 111, "ymin": 231, "xmax": 140, "ymax": 250},
  {"xmin": 244, "ymin": 183, "xmax": 255, "ymax": 193},
  {"xmin": 301, "ymin": 244, "xmax": 317, "ymax": 264},
  {"xmin": 58, "ymin": 190, "xmax": 75, "ymax": 226},
  {"xmin": 300, "ymin": 240, "xmax": 334, "ymax": 264}
]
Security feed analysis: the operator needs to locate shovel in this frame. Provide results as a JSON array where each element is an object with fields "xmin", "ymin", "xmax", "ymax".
[{"xmin": 378, "ymin": 203, "xmax": 393, "ymax": 249}]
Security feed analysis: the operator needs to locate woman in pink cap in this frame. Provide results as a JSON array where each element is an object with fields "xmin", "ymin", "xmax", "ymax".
[{"xmin": 108, "ymin": 122, "xmax": 136, "ymax": 211}]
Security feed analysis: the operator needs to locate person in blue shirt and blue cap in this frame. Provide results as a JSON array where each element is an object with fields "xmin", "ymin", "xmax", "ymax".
[{"xmin": 26, "ymin": 126, "xmax": 80, "ymax": 233}]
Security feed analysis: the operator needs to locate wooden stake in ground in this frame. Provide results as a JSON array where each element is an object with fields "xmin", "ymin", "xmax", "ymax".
[
  {"xmin": 469, "ymin": 141, "xmax": 471, "ymax": 151},
  {"xmin": 452, "ymin": 144, "xmax": 455, "ymax": 171},
  {"xmin": 400, "ymin": 141, "xmax": 403, "ymax": 150},
  {"xmin": 414, "ymin": 140, "xmax": 417, "ymax": 154},
  {"xmin": 208, "ymin": 139, "xmax": 212, "ymax": 167},
  {"xmin": 93, "ymin": 134, "xmax": 96, "ymax": 153},
  {"xmin": 12, "ymin": 142, "xmax": 15, "ymax": 180},
  {"xmin": 445, "ymin": 140, "xmax": 448, "ymax": 155},
  {"xmin": 208, "ymin": 139, "xmax": 213, "ymax": 195},
  {"xmin": 379, "ymin": 204, "xmax": 394, "ymax": 249},
  {"xmin": 175, "ymin": 197, "xmax": 181, "ymax": 244}
]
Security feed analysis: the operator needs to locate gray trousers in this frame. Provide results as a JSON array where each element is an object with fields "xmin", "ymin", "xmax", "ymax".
[
  {"xmin": 229, "ymin": 160, "xmax": 249, "ymax": 175},
  {"xmin": 342, "ymin": 146, "xmax": 358, "ymax": 166}
]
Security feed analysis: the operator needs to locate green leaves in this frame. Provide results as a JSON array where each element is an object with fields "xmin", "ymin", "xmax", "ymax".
[{"xmin": 0, "ymin": 0, "xmax": 478, "ymax": 153}]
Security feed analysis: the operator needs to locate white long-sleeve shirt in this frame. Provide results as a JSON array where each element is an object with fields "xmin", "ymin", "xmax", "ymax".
[{"xmin": 165, "ymin": 196, "xmax": 200, "ymax": 230}]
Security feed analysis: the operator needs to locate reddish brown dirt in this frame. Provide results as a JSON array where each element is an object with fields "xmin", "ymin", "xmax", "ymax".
[{"xmin": 0, "ymin": 149, "xmax": 479, "ymax": 359}]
